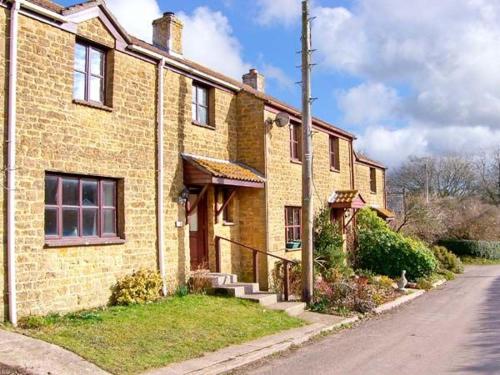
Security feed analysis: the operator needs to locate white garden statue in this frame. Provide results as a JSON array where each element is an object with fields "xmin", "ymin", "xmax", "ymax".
[{"xmin": 397, "ymin": 270, "xmax": 408, "ymax": 291}]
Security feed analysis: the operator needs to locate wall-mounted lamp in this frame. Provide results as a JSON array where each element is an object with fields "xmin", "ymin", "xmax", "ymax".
[{"xmin": 178, "ymin": 187, "xmax": 190, "ymax": 205}]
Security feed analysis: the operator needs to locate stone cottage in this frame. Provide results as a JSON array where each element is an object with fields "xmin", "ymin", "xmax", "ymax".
[{"xmin": 0, "ymin": 0, "xmax": 391, "ymax": 324}]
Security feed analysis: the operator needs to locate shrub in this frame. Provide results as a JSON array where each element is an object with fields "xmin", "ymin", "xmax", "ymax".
[
  {"xmin": 432, "ymin": 245, "xmax": 464, "ymax": 274},
  {"xmin": 314, "ymin": 207, "xmax": 345, "ymax": 273},
  {"xmin": 110, "ymin": 269, "xmax": 163, "ymax": 306},
  {"xmin": 270, "ymin": 261, "xmax": 302, "ymax": 298},
  {"xmin": 438, "ymin": 239, "xmax": 500, "ymax": 260},
  {"xmin": 356, "ymin": 208, "xmax": 438, "ymax": 281},
  {"xmin": 188, "ymin": 269, "xmax": 212, "ymax": 294}
]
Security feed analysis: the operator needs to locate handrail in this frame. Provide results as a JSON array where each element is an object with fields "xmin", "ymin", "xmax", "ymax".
[
  {"xmin": 216, "ymin": 236, "xmax": 298, "ymax": 265},
  {"xmin": 215, "ymin": 236, "xmax": 297, "ymax": 301}
]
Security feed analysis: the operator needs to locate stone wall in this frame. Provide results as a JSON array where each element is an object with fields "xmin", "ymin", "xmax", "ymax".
[
  {"xmin": 265, "ymin": 107, "xmax": 355, "ymax": 280},
  {"xmin": 13, "ymin": 15, "xmax": 159, "ymax": 316},
  {"xmin": 0, "ymin": 7, "xmax": 7, "ymax": 321},
  {"xmin": 354, "ymin": 162, "xmax": 386, "ymax": 208}
]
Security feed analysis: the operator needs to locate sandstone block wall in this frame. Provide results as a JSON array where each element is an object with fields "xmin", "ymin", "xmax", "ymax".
[{"xmin": 354, "ymin": 163, "xmax": 386, "ymax": 208}]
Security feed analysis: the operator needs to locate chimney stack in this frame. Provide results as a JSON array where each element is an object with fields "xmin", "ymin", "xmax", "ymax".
[
  {"xmin": 152, "ymin": 12, "xmax": 183, "ymax": 56},
  {"xmin": 242, "ymin": 69, "xmax": 265, "ymax": 92}
]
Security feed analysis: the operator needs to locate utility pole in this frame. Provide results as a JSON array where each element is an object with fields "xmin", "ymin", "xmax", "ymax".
[{"xmin": 301, "ymin": 0, "xmax": 314, "ymax": 304}]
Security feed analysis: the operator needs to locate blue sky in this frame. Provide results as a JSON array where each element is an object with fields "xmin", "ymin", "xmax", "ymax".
[{"xmin": 58, "ymin": 0, "xmax": 500, "ymax": 167}]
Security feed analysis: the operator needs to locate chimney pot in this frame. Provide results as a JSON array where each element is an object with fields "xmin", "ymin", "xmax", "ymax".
[
  {"xmin": 152, "ymin": 12, "xmax": 184, "ymax": 55},
  {"xmin": 243, "ymin": 68, "xmax": 265, "ymax": 92}
]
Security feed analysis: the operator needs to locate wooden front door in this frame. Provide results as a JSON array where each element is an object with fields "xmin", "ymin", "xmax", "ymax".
[{"xmin": 188, "ymin": 193, "xmax": 209, "ymax": 270}]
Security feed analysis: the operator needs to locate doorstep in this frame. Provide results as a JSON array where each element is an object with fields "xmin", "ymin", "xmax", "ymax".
[{"xmin": 143, "ymin": 312, "xmax": 358, "ymax": 375}]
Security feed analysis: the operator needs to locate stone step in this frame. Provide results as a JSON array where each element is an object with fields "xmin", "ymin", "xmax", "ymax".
[
  {"xmin": 227, "ymin": 282, "xmax": 260, "ymax": 294},
  {"xmin": 267, "ymin": 301, "xmax": 306, "ymax": 317},
  {"xmin": 239, "ymin": 292, "xmax": 278, "ymax": 306},
  {"xmin": 204, "ymin": 273, "xmax": 238, "ymax": 287},
  {"xmin": 214, "ymin": 285, "xmax": 246, "ymax": 297}
]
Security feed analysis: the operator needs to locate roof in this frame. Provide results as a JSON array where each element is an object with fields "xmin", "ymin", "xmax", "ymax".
[
  {"xmin": 182, "ymin": 154, "xmax": 265, "ymax": 187},
  {"xmin": 329, "ymin": 190, "xmax": 366, "ymax": 209},
  {"xmin": 21, "ymin": 0, "xmax": 355, "ymax": 140},
  {"xmin": 370, "ymin": 206, "xmax": 396, "ymax": 220},
  {"xmin": 354, "ymin": 151, "xmax": 387, "ymax": 169}
]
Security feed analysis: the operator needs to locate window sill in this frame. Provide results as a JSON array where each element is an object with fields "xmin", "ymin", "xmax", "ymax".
[
  {"xmin": 192, "ymin": 121, "xmax": 215, "ymax": 130},
  {"xmin": 330, "ymin": 167, "xmax": 341, "ymax": 173},
  {"xmin": 223, "ymin": 221, "xmax": 236, "ymax": 226},
  {"xmin": 45, "ymin": 237, "xmax": 125, "ymax": 248},
  {"xmin": 370, "ymin": 191, "xmax": 377, "ymax": 195},
  {"xmin": 290, "ymin": 159, "xmax": 302, "ymax": 165},
  {"xmin": 285, "ymin": 247, "xmax": 302, "ymax": 253},
  {"xmin": 73, "ymin": 99, "xmax": 113, "ymax": 112}
]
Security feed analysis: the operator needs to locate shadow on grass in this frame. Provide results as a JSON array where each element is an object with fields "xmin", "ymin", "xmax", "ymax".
[{"xmin": 456, "ymin": 273, "xmax": 500, "ymax": 373}]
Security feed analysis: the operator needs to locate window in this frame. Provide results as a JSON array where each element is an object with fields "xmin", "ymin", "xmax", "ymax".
[
  {"xmin": 74, "ymin": 42, "xmax": 106, "ymax": 104},
  {"xmin": 285, "ymin": 206, "xmax": 301, "ymax": 248},
  {"xmin": 44, "ymin": 174, "xmax": 119, "ymax": 243},
  {"xmin": 192, "ymin": 83, "xmax": 210, "ymax": 126},
  {"xmin": 290, "ymin": 124, "xmax": 302, "ymax": 162},
  {"xmin": 329, "ymin": 136, "xmax": 340, "ymax": 171},
  {"xmin": 370, "ymin": 167, "xmax": 377, "ymax": 193}
]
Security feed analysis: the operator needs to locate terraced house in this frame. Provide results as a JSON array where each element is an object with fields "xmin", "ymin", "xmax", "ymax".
[{"xmin": 0, "ymin": 0, "xmax": 391, "ymax": 323}]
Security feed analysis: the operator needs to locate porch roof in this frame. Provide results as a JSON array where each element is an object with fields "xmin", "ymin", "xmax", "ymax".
[
  {"xmin": 182, "ymin": 154, "xmax": 265, "ymax": 188},
  {"xmin": 329, "ymin": 190, "xmax": 366, "ymax": 209},
  {"xmin": 370, "ymin": 206, "xmax": 396, "ymax": 220}
]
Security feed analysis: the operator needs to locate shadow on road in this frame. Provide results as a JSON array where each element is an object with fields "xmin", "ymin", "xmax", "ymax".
[{"xmin": 456, "ymin": 273, "xmax": 500, "ymax": 373}]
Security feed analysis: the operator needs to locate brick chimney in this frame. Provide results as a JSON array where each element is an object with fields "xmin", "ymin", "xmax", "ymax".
[
  {"xmin": 242, "ymin": 69, "xmax": 265, "ymax": 92},
  {"xmin": 152, "ymin": 12, "xmax": 184, "ymax": 56}
]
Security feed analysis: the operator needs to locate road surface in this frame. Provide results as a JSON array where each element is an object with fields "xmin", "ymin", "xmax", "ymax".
[{"xmin": 243, "ymin": 265, "xmax": 500, "ymax": 375}]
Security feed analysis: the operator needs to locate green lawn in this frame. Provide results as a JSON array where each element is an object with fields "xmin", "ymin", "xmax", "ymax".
[
  {"xmin": 14, "ymin": 295, "xmax": 304, "ymax": 375},
  {"xmin": 461, "ymin": 256, "xmax": 500, "ymax": 265}
]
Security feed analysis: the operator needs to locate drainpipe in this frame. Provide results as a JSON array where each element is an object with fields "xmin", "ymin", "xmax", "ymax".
[
  {"xmin": 157, "ymin": 58, "xmax": 167, "ymax": 296},
  {"xmin": 7, "ymin": 0, "xmax": 20, "ymax": 326}
]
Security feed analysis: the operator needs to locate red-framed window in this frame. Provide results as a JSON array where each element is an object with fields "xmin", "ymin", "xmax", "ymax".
[
  {"xmin": 329, "ymin": 135, "xmax": 340, "ymax": 171},
  {"xmin": 370, "ymin": 167, "xmax": 377, "ymax": 193},
  {"xmin": 192, "ymin": 83, "xmax": 210, "ymax": 126},
  {"xmin": 285, "ymin": 206, "xmax": 302, "ymax": 246},
  {"xmin": 44, "ymin": 173, "xmax": 118, "ymax": 240},
  {"xmin": 290, "ymin": 124, "xmax": 302, "ymax": 162},
  {"xmin": 73, "ymin": 41, "xmax": 106, "ymax": 104}
]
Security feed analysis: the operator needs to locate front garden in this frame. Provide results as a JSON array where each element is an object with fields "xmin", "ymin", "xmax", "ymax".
[{"xmin": 13, "ymin": 294, "xmax": 303, "ymax": 375}]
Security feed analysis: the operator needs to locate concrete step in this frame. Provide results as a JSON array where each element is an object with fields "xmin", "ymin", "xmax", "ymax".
[
  {"xmin": 239, "ymin": 292, "xmax": 278, "ymax": 306},
  {"xmin": 204, "ymin": 273, "xmax": 238, "ymax": 287},
  {"xmin": 227, "ymin": 282, "xmax": 260, "ymax": 294},
  {"xmin": 267, "ymin": 302, "xmax": 306, "ymax": 317},
  {"xmin": 214, "ymin": 285, "xmax": 246, "ymax": 297}
]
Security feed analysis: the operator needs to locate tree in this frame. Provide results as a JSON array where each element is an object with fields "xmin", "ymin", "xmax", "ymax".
[{"xmin": 476, "ymin": 148, "xmax": 500, "ymax": 205}]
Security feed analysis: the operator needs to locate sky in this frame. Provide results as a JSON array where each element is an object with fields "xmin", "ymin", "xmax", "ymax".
[{"xmin": 58, "ymin": 0, "xmax": 500, "ymax": 168}]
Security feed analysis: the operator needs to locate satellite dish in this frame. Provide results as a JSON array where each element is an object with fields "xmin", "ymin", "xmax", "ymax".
[{"xmin": 275, "ymin": 112, "xmax": 290, "ymax": 128}]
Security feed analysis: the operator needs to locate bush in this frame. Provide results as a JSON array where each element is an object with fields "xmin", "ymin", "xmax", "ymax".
[
  {"xmin": 438, "ymin": 239, "xmax": 500, "ymax": 260},
  {"xmin": 270, "ymin": 261, "xmax": 302, "ymax": 298},
  {"xmin": 188, "ymin": 269, "xmax": 212, "ymax": 294},
  {"xmin": 432, "ymin": 245, "xmax": 464, "ymax": 273},
  {"xmin": 356, "ymin": 208, "xmax": 438, "ymax": 281},
  {"xmin": 110, "ymin": 269, "xmax": 163, "ymax": 306},
  {"xmin": 314, "ymin": 207, "xmax": 345, "ymax": 273}
]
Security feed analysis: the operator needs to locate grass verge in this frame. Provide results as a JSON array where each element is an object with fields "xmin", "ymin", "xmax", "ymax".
[
  {"xmin": 461, "ymin": 256, "xmax": 500, "ymax": 265},
  {"xmin": 14, "ymin": 295, "xmax": 304, "ymax": 375}
]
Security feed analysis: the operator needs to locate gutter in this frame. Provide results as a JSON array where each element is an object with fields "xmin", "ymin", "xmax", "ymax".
[
  {"xmin": 8, "ymin": 0, "xmax": 67, "ymax": 22},
  {"xmin": 7, "ymin": 0, "xmax": 20, "ymax": 326},
  {"xmin": 157, "ymin": 58, "xmax": 167, "ymax": 296}
]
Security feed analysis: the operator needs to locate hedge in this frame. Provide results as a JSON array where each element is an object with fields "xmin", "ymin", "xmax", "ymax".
[{"xmin": 438, "ymin": 240, "xmax": 500, "ymax": 260}]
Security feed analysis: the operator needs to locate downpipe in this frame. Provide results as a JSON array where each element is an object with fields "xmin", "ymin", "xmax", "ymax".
[{"xmin": 7, "ymin": 0, "xmax": 20, "ymax": 326}]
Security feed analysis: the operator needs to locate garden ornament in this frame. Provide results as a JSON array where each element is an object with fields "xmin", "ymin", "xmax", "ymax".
[{"xmin": 397, "ymin": 270, "xmax": 408, "ymax": 291}]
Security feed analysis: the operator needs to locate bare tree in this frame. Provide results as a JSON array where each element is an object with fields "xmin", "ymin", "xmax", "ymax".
[{"xmin": 476, "ymin": 148, "xmax": 500, "ymax": 205}]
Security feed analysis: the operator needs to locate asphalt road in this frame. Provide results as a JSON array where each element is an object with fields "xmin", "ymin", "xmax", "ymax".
[{"xmin": 243, "ymin": 265, "xmax": 500, "ymax": 375}]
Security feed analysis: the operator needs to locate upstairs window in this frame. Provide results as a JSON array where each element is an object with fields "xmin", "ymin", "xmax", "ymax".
[
  {"xmin": 74, "ymin": 42, "xmax": 106, "ymax": 104},
  {"xmin": 285, "ymin": 206, "xmax": 301, "ymax": 249},
  {"xmin": 45, "ymin": 174, "xmax": 119, "ymax": 242},
  {"xmin": 370, "ymin": 167, "xmax": 377, "ymax": 193},
  {"xmin": 329, "ymin": 136, "xmax": 340, "ymax": 171},
  {"xmin": 290, "ymin": 124, "xmax": 302, "ymax": 162},
  {"xmin": 192, "ymin": 83, "xmax": 210, "ymax": 126}
]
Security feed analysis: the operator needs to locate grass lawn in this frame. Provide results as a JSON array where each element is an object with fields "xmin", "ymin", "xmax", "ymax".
[
  {"xmin": 14, "ymin": 295, "xmax": 304, "ymax": 375},
  {"xmin": 461, "ymin": 256, "xmax": 500, "ymax": 265}
]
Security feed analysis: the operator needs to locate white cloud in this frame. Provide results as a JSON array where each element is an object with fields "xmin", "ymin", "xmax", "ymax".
[
  {"xmin": 178, "ymin": 7, "xmax": 250, "ymax": 80},
  {"xmin": 357, "ymin": 125, "xmax": 500, "ymax": 168},
  {"xmin": 337, "ymin": 82, "xmax": 400, "ymax": 125},
  {"xmin": 255, "ymin": 0, "xmax": 302, "ymax": 27},
  {"xmin": 106, "ymin": 0, "xmax": 161, "ymax": 42},
  {"xmin": 261, "ymin": 64, "xmax": 295, "ymax": 91}
]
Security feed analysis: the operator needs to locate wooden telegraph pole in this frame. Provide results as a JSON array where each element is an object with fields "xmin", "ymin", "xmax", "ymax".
[{"xmin": 301, "ymin": 0, "xmax": 314, "ymax": 304}]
